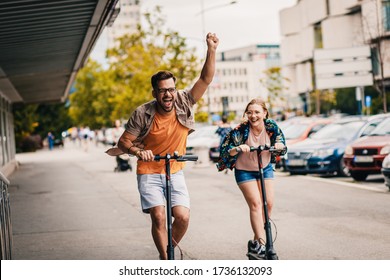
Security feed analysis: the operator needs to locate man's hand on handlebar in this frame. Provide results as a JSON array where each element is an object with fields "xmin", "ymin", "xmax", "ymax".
[{"xmin": 137, "ymin": 149, "xmax": 154, "ymax": 161}]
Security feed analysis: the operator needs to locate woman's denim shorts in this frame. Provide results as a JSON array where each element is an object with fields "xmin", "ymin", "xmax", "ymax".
[{"xmin": 234, "ymin": 163, "xmax": 274, "ymax": 185}]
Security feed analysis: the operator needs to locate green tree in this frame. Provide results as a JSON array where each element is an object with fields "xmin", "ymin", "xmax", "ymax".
[
  {"xmin": 13, "ymin": 102, "xmax": 72, "ymax": 152},
  {"xmin": 105, "ymin": 6, "xmax": 199, "ymax": 121},
  {"xmin": 334, "ymin": 88, "xmax": 356, "ymax": 115},
  {"xmin": 34, "ymin": 103, "xmax": 73, "ymax": 137},
  {"xmin": 259, "ymin": 67, "xmax": 289, "ymax": 114},
  {"xmin": 194, "ymin": 97, "xmax": 208, "ymax": 122},
  {"xmin": 69, "ymin": 60, "xmax": 115, "ymax": 128},
  {"xmin": 333, "ymin": 86, "xmax": 382, "ymax": 115},
  {"xmin": 13, "ymin": 103, "xmax": 39, "ymax": 147}
]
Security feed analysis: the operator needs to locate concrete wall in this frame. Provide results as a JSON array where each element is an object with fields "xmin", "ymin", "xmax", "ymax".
[
  {"xmin": 0, "ymin": 92, "xmax": 16, "ymax": 178},
  {"xmin": 322, "ymin": 13, "xmax": 365, "ymax": 49},
  {"xmin": 328, "ymin": 0, "xmax": 361, "ymax": 16},
  {"xmin": 281, "ymin": 26, "xmax": 315, "ymax": 65}
]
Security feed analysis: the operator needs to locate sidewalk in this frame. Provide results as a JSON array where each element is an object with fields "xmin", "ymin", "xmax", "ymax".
[{"xmin": 9, "ymin": 142, "xmax": 157, "ymax": 260}]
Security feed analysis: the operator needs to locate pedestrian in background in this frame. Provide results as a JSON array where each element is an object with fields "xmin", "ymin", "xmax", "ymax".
[
  {"xmin": 112, "ymin": 119, "xmax": 124, "ymax": 146},
  {"xmin": 216, "ymin": 98, "xmax": 286, "ymax": 259},
  {"xmin": 47, "ymin": 132, "xmax": 54, "ymax": 150}
]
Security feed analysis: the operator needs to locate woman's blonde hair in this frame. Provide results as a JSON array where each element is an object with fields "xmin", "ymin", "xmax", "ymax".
[{"xmin": 243, "ymin": 98, "xmax": 269, "ymax": 119}]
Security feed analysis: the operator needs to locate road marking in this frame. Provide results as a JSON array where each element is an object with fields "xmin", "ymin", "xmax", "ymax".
[{"xmin": 288, "ymin": 174, "xmax": 388, "ymax": 193}]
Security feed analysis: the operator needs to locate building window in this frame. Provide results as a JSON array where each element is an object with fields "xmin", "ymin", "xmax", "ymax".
[
  {"xmin": 314, "ymin": 23, "xmax": 323, "ymax": 49},
  {"xmin": 383, "ymin": 0, "xmax": 390, "ymax": 32},
  {"xmin": 371, "ymin": 46, "xmax": 380, "ymax": 76}
]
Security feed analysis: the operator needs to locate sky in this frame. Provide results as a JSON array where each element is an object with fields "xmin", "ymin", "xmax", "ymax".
[{"xmin": 90, "ymin": 0, "xmax": 297, "ymax": 63}]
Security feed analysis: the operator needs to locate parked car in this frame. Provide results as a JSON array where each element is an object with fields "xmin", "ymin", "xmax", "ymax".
[
  {"xmin": 344, "ymin": 116, "xmax": 390, "ymax": 181},
  {"xmin": 276, "ymin": 117, "xmax": 332, "ymax": 169},
  {"xmin": 381, "ymin": 154, "xmax": 390, "ymax": 190},
  {"xmin": 186, "ymin": 125, "xmax": 220, "ymax": 162},
  {"xmin": 285, "ymin": 115, "xmax": 387, "ymax": 176},
  {"xmin": 53, "ymin": 133, "xmax": 64, "ymax": 147}
]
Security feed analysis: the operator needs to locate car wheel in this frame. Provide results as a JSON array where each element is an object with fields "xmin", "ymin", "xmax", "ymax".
[
  {"xmin": 350, "ymin": 171, "xmax": 368, "ymax": 181},
  {"xmin": 337, "ymin": 157, "xmax": 350, "ymax": 177}
]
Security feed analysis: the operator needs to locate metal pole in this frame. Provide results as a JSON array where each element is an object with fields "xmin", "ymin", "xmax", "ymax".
[
  {"xmin": 355, "ymin": 86, "xmax": 362, "ymax": 115},
  {"xmin": 198, "ymin": 0, "xmax": 237, "ymax": 124}
]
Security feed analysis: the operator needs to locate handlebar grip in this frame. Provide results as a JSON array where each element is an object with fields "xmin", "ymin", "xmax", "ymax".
[
  {"xmin": 250, "ymin": 145, "xmax": 270, "ymax": 152},
  {"xmin": 177, "ymin": 155, "xmax": 198, "ymax": 162},
  {"xmin": 154, "ymin": 155, "xmax": 163, "ymax": 161}
]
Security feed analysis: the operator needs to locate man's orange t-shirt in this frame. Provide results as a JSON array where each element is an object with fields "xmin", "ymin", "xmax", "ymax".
[{"xmin": 137, "ymin": 110, "xmax": 189, "ymax": 174}]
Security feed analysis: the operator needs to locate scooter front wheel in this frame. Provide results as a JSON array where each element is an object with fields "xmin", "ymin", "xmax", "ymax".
[
  {"xmin": 266, "ymin": 249, "xmax": 279, "ymax": 260},
  {"xmin": 246, "ymin": 252, "xmax": 266, "ymax": 260}
]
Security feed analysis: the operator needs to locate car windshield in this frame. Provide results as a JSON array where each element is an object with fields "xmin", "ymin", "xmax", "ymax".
[
  {"xmin": 283, "ymin": 123, "xmax": 311, "ymax": 139},
  {"xmin": 369, "ymin": 117, "xmax": 390, "ymax": 136},
  {"xmin": 310, "ymin": 121, "xmax": 365, "ymax": 141}
]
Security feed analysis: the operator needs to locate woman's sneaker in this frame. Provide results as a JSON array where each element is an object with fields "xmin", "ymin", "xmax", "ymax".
[{"xmin": 247, "ymin": 240, "xmax": 266, "ymax": 259}]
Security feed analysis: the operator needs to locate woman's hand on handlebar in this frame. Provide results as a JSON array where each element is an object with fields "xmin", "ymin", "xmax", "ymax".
[
  {"xmin": 238, "ymin": 144, "xmax": 251, "ymax": 153},
  {"xmin": 274, "ymin": 143, "xmax": 285, "ymax": 150},
  {"xmin": 229, "ymin": 144, "xmax": 250, "ymax": 156}
]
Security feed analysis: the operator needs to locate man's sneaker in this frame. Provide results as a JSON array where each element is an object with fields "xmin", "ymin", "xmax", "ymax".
[{"xmin": 247, "ymin": 240, "xmax": 266, "ymax": 259}]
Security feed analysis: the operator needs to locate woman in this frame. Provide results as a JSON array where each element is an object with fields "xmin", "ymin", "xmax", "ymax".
[{"xmin": 216, "ymin": 98, "xmax": 286, "ymax": 259}]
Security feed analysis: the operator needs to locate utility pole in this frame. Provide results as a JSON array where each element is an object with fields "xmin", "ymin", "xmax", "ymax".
[{"xmin": 197, "ymin": 0, "xmax": 237, "ymax": 123}]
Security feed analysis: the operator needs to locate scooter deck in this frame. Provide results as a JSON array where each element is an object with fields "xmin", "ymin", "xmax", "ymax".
[{"xmin": 246, "ymin": 252, "xmax": 266, "ymax": 260}]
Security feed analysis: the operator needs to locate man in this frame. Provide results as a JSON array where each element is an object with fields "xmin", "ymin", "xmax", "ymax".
[{"xmin": 111, "ymin": 32, "xmax": 218, "ymax": 259}]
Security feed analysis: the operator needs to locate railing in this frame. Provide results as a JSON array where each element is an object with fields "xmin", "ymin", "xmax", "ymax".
[{"xmin": 0, "ymin": 171, "xmax": 12, "ymax": 260}]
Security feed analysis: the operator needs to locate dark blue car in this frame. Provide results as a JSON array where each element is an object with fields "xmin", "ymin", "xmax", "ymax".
[{"xmin": 285, "ymin": 115, "xmax": 387, "ymax": 176}]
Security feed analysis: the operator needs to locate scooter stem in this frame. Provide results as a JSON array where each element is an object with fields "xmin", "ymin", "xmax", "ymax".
[
  {"xmin": 257, "ymin": 150, "xmax": 278, "ymax": 260},
  {"xmin": 164, "ymin": 154, "xmax": 175, "ymax": 260}
]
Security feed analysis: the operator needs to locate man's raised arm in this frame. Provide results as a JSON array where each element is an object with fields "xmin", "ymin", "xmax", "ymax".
[{"xmin": 190, "ymin": 32, "xmax": 219, "ymax": 102}]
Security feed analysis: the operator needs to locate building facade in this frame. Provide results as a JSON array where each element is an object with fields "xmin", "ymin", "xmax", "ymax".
[
  {"xmin": 107, "ymin": 0, "xmax": 141, "ymax": 50},
  {"xmin": 209, "ymin": 44, "xmax": 289, "ymax": 119},
  {"xmin": 90, "ymin": 0, "xmax": 140, "ymax": 64},
  {"xmin": 0, "ymin": 93, "xmax": 15, "ymax": 177},
  {"xmin": 279, "ymin": 0, "xmax": 390, "ymax": 111}
]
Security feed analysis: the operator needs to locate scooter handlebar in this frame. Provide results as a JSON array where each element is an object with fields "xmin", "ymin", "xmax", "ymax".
[
  {"xmin": 176, "ymin": 155, "xmax": 198, "ymax": 162},
  {"xmin": 154, "ymin": 153, "xmax": 198, "ymax": 162},
  {"xmin": 249, "ymin": 145, "xmax": 287, "ymax": 153},
  {"xmin": 250, "ymin": 145, "xmax": 273, "ymax": 152}
]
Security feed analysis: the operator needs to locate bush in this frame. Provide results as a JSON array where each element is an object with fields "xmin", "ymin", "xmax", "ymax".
[{"xmin": 18, "ymin": 134, "xmax": 42, "ymax": 153}]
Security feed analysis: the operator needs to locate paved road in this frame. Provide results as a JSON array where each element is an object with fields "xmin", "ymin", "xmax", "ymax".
[{"xmin": 9, "ymin": 142, "xmax": 390, "ymax": 260}]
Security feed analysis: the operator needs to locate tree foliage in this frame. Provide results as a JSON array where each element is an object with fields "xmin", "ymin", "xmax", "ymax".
[
  {"xmin": 307, "ymin": 86, "xmax": 384, "ymax": 115},
  {"xmin": 13, "ymin": 102, "xmax": 72, "ymax": 152},
  {"xmin": 259, "ymin": 67, "xmax": 289, "ymax": 114},
  {"xmin": 69, "ymin": 60, "xmax": 115, "ymax": 129},
  {"xmin": 69, "ymin": 7, "xmax": 200, "ymax": 127},
  {"xmin": 360, "ymin": 0, "xmax": 389, "ymax": 112}
]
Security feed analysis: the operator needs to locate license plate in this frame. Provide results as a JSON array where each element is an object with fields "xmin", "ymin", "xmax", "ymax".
[
  {"xmin": 354, "ymin": 156, "xmax": 373, "ymax": 163},
  {"xmin": 288, "ymin": 159, "xmax": 306, "ymax": 166}
]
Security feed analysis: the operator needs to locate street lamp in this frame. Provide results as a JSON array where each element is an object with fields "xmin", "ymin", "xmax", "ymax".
[{"xmin": 197, "ymin": 0, "xmax": 238, "ymax": 123}]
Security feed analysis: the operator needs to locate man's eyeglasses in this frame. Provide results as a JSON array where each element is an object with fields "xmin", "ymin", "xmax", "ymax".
[{"xmin": 156, "ymin": 87, "xmax": 176, "ymax": 95}]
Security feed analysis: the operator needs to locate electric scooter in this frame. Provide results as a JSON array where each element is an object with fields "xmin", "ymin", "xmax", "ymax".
[
  {"xmin": 154, "ymin": 152, "xmax": 198, "ymax": 260},
  {"xmin": 246, "ymin": 145, "xmax": 283, "ymax": 260}
]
